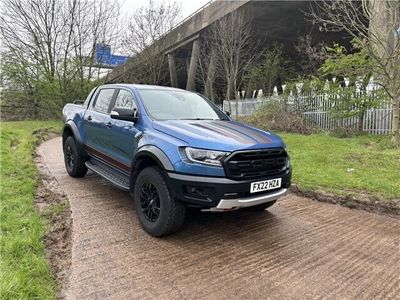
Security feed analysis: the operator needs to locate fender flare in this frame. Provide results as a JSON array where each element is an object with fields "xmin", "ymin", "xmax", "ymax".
[
  {"xmin": 62, "ymin": 121, "xmax": 86, "ymax": 156},
  {"xmin": 132, "ymin": 145, "xmax": 174, "ymax": 171}
]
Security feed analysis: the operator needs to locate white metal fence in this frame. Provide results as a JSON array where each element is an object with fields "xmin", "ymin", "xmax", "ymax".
[{"xmin": 223, "ymin": 97, "xmax": 393, "ymax": 135}]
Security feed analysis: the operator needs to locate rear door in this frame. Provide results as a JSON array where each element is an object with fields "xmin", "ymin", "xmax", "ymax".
[
  {"xmin": 107, "ymin": 88, "xmax": 141, "ymax": 170},
  {"xmin": 82, "ymin": 87, "xmax": 117, "ymax": 159}
]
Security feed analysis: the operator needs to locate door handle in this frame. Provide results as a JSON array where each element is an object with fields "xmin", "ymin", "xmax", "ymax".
[
  {"xmin": 105, "ymin": 122, "xmax": 112, "ymax": 128},
  {"xmin": 87, "ymin": 115, "xmax": 92, "ymax": 121}
]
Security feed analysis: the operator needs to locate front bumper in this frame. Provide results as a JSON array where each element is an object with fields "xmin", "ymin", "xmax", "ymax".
[
  {"xmin": 167, "ymin": 168, "xmax": 291, "ymax": 209},
  {"xmin": 214, "ymin": 188, "xmax": 288, "ymax": 211}
]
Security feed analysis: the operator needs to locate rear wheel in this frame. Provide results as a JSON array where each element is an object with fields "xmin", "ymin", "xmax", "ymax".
[
  {"xmin": 133, "ymin": 166, "xmax": 186, "ymax": 237},
  {"xmin": 245, "ymin": 200, "xmax": 276, "ymax": 212},
  {"xmin": 63, "ymin": 136, "xmax": 87, "ymax": 177}
]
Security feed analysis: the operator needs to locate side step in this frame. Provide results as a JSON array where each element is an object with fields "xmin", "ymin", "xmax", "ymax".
[{"xmin": 85, "ymin": 159, "xmax": 130, "ymax": 191}]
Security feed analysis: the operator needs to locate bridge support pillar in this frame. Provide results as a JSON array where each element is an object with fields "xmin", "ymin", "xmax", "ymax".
[
  {"xmin": 168, "ymin": 53, "xmax": 178, "ymax": 87},
  {"xmin": 205, "ymin": 49, "xmax": 216, "ymax": 101},
  {"xmin": 186, "ymin": 39, "xmax": 200, "ymax": 91}
]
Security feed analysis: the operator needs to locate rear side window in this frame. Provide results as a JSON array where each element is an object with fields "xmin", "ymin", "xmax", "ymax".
[
  {"xmin": 94, "ymin": 89, "xmax": 114, "ymax": 113},
  {"xmin": 114, "ymin": 90, "xmax": 137, "ymax": 110}
]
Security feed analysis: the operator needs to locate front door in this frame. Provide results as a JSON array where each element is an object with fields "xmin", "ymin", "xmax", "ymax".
[{"xmin": 107, "ymin": 88, "xmax": 140, "ymax": 171}]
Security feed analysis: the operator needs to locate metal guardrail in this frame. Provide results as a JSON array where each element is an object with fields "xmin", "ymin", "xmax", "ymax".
[{"xmin": 160, "ymin": 0, "xmax": 214, "ymax": 40}]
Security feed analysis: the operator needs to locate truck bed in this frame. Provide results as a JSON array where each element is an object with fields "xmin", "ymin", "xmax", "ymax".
[{"xmin": 62, "ymin": 103, "xmax": 85, "ymax": 123}]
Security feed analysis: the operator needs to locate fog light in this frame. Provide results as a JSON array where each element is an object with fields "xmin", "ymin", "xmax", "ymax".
[{"xmin": 184, "ymin": 186, "xmax": 212, "ymax": 199}]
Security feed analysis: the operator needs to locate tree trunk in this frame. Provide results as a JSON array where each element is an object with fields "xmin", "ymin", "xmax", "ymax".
[
  {"xmin": 245, "ymin": 85, "xmax": 253, "ymax": 99},
  {"xmin": 226, "ymin": 75, "xmax": 232, "ymax": 113},
  {"xmin": 358, "ymin": 112, "xmax": 364, "ymax": 133},
  {"xmin": 226, "ymin": 71, "xmax": 235, "ymax": 101},
  {"xmin": 205, "ymin": 50, "xmax": 216, "ymax": 101},
  {"xmin": 391, "ymin": 94, "xmax": 400, "ymax": 146},
  {"xmin": 226, "ymin": 80, "xmax": 231, "ymax": 101},
  {"xmin": 236, "ymin": 97, "xmax": 239, "ymax": 119}
]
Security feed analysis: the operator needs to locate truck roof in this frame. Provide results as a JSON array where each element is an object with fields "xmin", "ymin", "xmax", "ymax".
[{"xmin": 101, "ymin": 83, "xmax": 186, "ymax": 92}]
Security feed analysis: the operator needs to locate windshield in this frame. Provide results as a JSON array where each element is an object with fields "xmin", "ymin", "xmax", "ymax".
[{"xmin": 138, "ymin": 89, "xmax": 226, "ymax": 121}]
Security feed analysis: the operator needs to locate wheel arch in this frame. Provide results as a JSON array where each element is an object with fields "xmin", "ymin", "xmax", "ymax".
[
  {"xmin": 130, "ymin": 146, "xmax": 174, "ymax": 194},
  {"xmin": 62, "ymin": 121, "xmax": 86, "ymax": 156}
]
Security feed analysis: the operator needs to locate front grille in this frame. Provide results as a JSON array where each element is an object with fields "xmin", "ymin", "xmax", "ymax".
[{"xmin": 224, "ymin": 148, "xmax": 288, "ymax": 180}]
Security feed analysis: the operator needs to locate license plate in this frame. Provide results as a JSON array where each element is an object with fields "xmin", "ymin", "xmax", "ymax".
[{"xmin": 250, "ymin": 178, "xmax": 281, "ymax": 193}]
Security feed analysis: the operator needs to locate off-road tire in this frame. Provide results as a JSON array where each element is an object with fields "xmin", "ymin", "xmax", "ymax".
[
  {"xmin": 63, "ymin": 136, "xmax": 87, "ymax": 177},
  {"xmin": 245, "ymin": 200, "xmax": 277, "ymax": 212},
  {"xmin": 133, "ymin": 166, "xmax": 186, "ymax": 237}
]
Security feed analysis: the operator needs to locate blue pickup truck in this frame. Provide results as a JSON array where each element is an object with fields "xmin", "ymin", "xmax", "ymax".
[{"xmin": 62, "ymin": 84, "xmax": 291, "ymax": 236}]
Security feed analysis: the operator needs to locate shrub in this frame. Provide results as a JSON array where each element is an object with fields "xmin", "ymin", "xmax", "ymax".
[
  {"xmin": 239, "ymin": 101, "xmax": 316, "ymax": 134},
  {"xmin": 329, "ymin": 126, "xmax": 361, "ymax": 138}
]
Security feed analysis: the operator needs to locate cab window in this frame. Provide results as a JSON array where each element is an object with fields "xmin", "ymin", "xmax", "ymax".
[
  {"xmin": 114, "ymin": 89, "xmax": 137, "ymax": 110},
  {"xmin": 93, "ymin": 89, "xmax": 115, "ymax": 113}
]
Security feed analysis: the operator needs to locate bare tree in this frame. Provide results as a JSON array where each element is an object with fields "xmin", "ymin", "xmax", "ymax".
[
  {"xmin": 294, "ymin": 34, "xmax": 329, "ymax": 75},
  {"xmin": 69, "ymin": 0, "xmax": 122, "ymax": 86},
  {"xmin": 122, "ymin": 0, "xmax": 181, "ymax": 85},
  {"xmin": 209, "ymin": 11, "xmax": 260, "ymax": 103},
  {"xmin": 245, "ymin": 43, "xmax": 295, "ymax": 98},
  {"xmin": 0, "ymin": 0, "xmax": 121, "ymax": 108},
  {"xmin": 309, "ymin": 0, "xmax": 400, "ymax": 146},
  {"xmin": 196, "ymin": 34, "xmax": 216, "ymax": 100}
]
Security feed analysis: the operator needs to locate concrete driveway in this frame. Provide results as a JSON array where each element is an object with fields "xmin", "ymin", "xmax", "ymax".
[{"xmin": 38, "ymin": 137, "xmax": 400, "ymax": 299}]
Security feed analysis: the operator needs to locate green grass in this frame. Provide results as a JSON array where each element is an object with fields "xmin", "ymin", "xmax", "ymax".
[
  {"xmin": 281, "ymin": 133, "xmax": 400, "ymax": 200},
  {"xmin": 0, "ymin": 120, "xmax": 62, "ymax": 300}
]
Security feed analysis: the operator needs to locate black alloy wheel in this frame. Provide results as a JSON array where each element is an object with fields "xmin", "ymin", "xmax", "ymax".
[
  {"xmin": 133, "ymin": 166, "xmax": 186, "ymax": 237},
  {"xmin": 65, "ymin": 144, "xmax": 74, "ymax": 170},
  {"xmin": 63, "ymin": 136, "xmax": 87, "ymax": 177},
  {"xmin": 140, "ymin": 182, "xmax": 161, "ymax": 222}
]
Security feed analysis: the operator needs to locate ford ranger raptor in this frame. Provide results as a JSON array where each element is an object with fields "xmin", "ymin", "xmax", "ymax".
[{"xmin": 62, "ymin": 84, "xmax": 291, "ymax": 236}]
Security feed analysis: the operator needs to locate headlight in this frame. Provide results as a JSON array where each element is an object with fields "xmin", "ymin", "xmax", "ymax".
[
  {"xmin": 184, "ymin": 147, "xmax": 229, "ymax": 166},
  {"xmin": 286, "ymin": 157, "xmax": 290, "ymax": 168},
  {"xmin": 283, "ymin": 144, "xmax": 290, "ymax": 168}
]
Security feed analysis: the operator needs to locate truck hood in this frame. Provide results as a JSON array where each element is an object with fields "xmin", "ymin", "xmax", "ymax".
[{"xmin": 152, "ymin": 120, "xmax": 285, "ymax": 152}]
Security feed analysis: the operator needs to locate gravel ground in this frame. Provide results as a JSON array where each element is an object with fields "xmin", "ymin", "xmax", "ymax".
[{"xmin": 38, "ymin": 137, "xmax": 400, "ymax": 300}]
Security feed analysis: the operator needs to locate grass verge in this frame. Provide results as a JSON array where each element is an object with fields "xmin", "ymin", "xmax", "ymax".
[
  {"xmin": 281, "ymin": 133, "xmax": 400, "ymax": 201},
  {"xmin": 1, "ymin": 120, "xmax": 62, "ymax": 299}
]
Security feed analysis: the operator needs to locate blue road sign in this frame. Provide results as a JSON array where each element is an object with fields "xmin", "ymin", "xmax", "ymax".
[
  {"xmin": 110, "ymin": 55, "xmax": 128, "ymax": 65},
  {"xmin": 95, "ymin": 44, "xmax": 111, "ymax": 64},
  {"xmin": 95, "ymin": 44, "xmax": 127, "ymax": 66}
]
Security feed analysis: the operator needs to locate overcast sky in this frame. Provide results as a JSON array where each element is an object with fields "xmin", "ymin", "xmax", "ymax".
[{"xmin": 119, "ymin": 0, "xmax": 211, "ymax": 21}]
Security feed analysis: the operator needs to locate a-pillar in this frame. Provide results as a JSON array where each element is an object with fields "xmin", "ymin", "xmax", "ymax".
[
  {"xmin": 186, "ymin": 39, "xmax": 200, "ymax": 91},
  {"xmin": 168, "ymin": 53, "xmax": 178, "ymax": 87}
]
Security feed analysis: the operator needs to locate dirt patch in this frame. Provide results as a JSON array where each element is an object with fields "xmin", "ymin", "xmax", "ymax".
[
  {"xmin": 344, "ymin": 152, "xmax": 364, "ymax": 163},
  {"xmin": 290, "ymin": 184, "xmax": 400, "ymax": 218},
  {"xmin": 35, "ymin": 131, "xmax": 71, "ymax": 299},
  {"xmin": 10, "ymin": 137, "xmax": 20, "ymax": 150},
  {"xmin": 33, "ymin": 127, "xmax": 60, "ymax": 146}
]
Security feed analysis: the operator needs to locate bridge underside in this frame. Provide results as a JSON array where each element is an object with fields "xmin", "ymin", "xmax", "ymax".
[{"xmin": 107, "ymin": 1, "xmax": 347, "ymax": 97}]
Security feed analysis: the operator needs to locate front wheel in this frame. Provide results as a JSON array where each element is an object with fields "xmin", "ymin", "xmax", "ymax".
[
  {"xmin": 244, "ymin": 200, "xmax": 277, "ymax": 212},
  {"xmin": 133, "ymin": 166, "xmax": 186, "ymax": 237}
]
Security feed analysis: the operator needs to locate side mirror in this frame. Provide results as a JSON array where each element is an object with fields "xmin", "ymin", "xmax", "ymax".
[
  {"xmin": 110, "ymin": 107, "xmax": 138, "ymax": 122},
  {"xmin": 225, "ymin": 111, "xmax": 231, "ymax": 117}
]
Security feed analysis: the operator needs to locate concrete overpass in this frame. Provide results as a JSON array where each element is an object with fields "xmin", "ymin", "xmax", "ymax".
[{"xmin": 107, "ymin": 0, "xmax": 344, "ymax": 92}]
